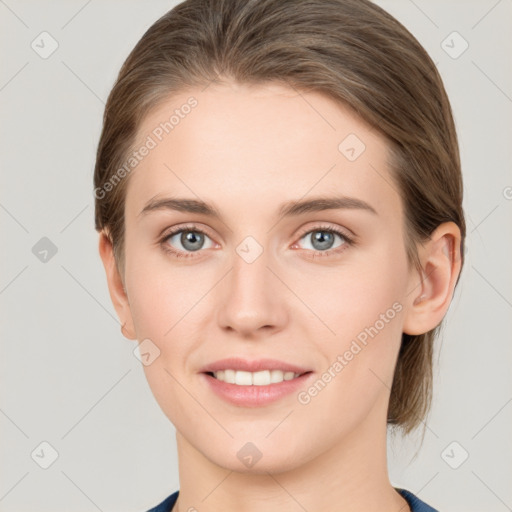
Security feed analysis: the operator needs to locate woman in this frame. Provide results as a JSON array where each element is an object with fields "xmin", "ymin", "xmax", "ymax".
[{"xmin": 94, "ymin": 0, "xmax": 465, "ymax": 510}]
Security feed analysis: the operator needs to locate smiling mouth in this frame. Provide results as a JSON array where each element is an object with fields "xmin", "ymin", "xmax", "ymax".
[{"xmin": 204, "ymin": 369, "xmax": 312, "ymax": 386}]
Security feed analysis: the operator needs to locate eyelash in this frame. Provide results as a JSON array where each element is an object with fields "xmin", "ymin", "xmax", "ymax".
[{"xmin": 159, "ymin": 223, "xmax": 355, "ymax": 260}]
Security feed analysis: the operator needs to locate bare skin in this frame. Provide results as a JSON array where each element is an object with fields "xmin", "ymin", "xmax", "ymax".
[{"xmin": 99, "ymin": 81, "xmax": 461, "ymax": 512}]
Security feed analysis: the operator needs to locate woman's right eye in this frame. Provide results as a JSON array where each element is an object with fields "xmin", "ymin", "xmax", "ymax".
[{"xmin": 161, "ymin": 226, "xmax": 216, "ymax": 258}]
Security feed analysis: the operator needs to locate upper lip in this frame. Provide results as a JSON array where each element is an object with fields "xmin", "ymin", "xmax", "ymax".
[{"xmin": 199, "ymin": 357, "xmax": 311, "ymax": 375}]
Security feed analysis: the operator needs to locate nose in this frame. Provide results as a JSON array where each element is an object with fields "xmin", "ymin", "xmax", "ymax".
[{"xmin": 216, "ymin": 245, "xmax": 288, "ymax": 338}]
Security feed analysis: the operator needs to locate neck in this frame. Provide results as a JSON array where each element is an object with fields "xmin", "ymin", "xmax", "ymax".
[{"xmin": 172, "ymin": 400, "xmax": 409, "ymax": 512}]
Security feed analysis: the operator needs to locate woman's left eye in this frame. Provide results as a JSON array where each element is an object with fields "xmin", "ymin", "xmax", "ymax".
[{"xmin": 294, "ymin": 227, "xmax": 352, "ymax": 256}]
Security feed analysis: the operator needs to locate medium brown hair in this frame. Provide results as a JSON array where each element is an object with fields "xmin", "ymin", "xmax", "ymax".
[{"xmin": 94, "ymin": 0, "xmax": 466, "ymax": 434}]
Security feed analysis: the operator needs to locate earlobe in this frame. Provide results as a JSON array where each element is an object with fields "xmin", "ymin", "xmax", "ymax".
[
  {"xmin": 98, "ymin": 231, "xmax": 137, "ymax": 340},
  {"xmin": 403, "ymin": 222, "xmax": 462, "ymax": 336}
]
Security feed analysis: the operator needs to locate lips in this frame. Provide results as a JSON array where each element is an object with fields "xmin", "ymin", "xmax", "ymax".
[
  {"xmin": 199, "ymin": 357, "xmax": 311, "ymax": 375},
  {"xmin": 200, "ymin": 371, "xmax": 315, "ymax": 407}
]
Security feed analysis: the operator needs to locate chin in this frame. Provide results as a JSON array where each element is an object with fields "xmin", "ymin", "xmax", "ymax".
[{"xmin": 199, "ymin": 437, "xmax": 309, "ymax": 476}]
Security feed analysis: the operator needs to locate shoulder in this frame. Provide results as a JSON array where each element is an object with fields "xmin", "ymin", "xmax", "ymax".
[
  {"xmin": 396, "ymin": 488, "xmax": 439, "ymax": 512},
  {"xmin": 145, "ymin": 490, "xmax": 179, "ymax": 512}
]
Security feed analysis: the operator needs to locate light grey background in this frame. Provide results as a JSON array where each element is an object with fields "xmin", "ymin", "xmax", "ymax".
[{"xmin": 1, "ymin": 1, "xmax": 511, "ymax": 511}]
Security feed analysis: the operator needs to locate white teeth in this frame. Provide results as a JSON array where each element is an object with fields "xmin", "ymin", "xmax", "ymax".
[{"xmin": 212, "ymin": 369, "xmax": 300, "ymax": 385}]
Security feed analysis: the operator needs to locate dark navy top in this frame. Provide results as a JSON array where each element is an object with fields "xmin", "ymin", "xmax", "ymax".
[{"xmin": 146, "ymin": 487, "xmax": 438, "ymax": 511}]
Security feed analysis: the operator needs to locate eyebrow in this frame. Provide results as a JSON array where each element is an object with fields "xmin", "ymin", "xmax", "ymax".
[{"xmin": 138, "ymin": 195, "xmax": 377, "ymax": 219}]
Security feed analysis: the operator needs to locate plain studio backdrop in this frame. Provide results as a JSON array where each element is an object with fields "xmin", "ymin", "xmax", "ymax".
[{"xmin": 0, "ymin": 1, "xmax": 511, "ymax": 511}]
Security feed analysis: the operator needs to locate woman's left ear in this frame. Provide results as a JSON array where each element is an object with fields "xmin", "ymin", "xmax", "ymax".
[{"xmin": 403, "ymin": 222, "xmax": 462, "ymax": 336}]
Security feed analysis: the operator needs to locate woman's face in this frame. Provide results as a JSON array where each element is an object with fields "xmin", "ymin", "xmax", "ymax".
[{"xmin": 119, "ymin": 82, "xmax": 419, "ymax": 473}]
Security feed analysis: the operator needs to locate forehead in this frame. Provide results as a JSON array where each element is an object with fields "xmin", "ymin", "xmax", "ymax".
[{"xmin": 125, "ymin": 81, "xmax": 402, "ymax": 223}]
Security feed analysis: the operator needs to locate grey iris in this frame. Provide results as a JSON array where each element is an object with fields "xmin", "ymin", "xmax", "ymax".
[
  {"xmin": 311, "ymin": 231, "xmax": 334, "ymax": 250},
  {"xmin": 181, "ymin": 231, "xmax": 204, "ymax": 251}
]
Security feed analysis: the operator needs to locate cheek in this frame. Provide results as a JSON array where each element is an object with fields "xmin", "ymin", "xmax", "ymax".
[
  {"xmin": 293, "ymin": 290, "xmax": 405, "ymax": 441},
  {"xmin": 123, "ymin": 248, "xmax": 217, "ymax": 384},
  {"xmin": 292, "ymin": 242, "xmax": 408, "ymax": 405},
  {"xmin": 291, "ymin": 240, "xmax": 408, "ymax": 340},
  {"xmin": 124, "ymin": 256, "xmax": 200, "ymax": 422},
  {"xmin": 126, "ymin": 276, "xmax": 172, "ymax": 340},
  {"xmin": 124, "ymin": 243, "xmax": 205, "ymax": 338}
]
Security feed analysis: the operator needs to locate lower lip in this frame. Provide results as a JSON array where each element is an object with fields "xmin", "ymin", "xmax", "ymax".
[{"xmin": 200, "ymin": 372, "xmax": 314, "ymax": 407}]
